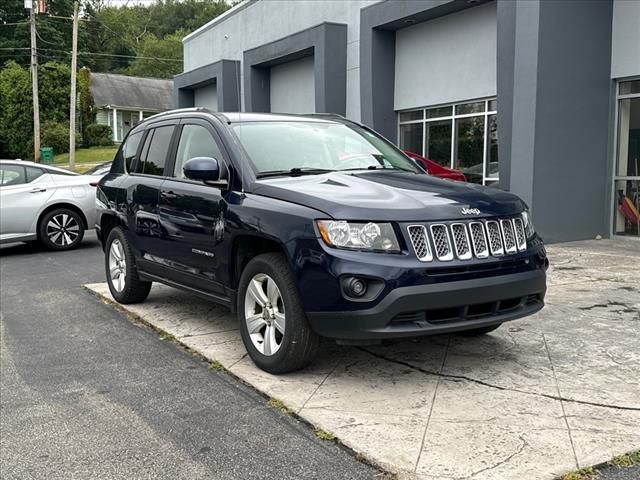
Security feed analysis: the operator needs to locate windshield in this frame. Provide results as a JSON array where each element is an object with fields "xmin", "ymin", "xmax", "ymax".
[{"xmin": 231, "ymin": 121, "xmax": 421, "ymax": 177}]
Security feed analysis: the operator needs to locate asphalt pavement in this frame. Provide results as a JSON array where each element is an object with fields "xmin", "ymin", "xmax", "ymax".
[{"xmin": 0, "ymin": 233, "xmax": 378, "ymax": 480}]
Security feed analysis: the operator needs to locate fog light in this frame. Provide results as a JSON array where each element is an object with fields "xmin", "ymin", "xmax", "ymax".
[{"xmin": 347, "ymin": 277, "xmax": 367, "ymax": 297}]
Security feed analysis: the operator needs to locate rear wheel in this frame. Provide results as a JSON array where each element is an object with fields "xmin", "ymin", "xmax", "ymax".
[
  {"xmin": 458, "ymin": 323, "xmax": 502, "ymax": 336},
  {"xmin": 105, "ymin": 227, "xmax": 151, "ymax": 304},
  {"xmin": 238, "ymin": 253, "xmax": 319, "ymax": 374},
  {"xmin": 38, "ymin": 208, "xmax": 84, "ymax": 251}
]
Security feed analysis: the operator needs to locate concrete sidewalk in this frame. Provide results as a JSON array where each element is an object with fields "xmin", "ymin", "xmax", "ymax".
[{"xmin": 86, "ymin": 238, "xmax": 640, "ymax": 480}]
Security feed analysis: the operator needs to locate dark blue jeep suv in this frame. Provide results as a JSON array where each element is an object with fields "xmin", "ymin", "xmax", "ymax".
[{"xmin": 96, "ymin": 109, "xmax": 547, "ymax": 373}]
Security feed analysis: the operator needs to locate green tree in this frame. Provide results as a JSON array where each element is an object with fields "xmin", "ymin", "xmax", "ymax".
[
  {"xmin": 0, "ymin": 60, "xmax": 71, "ymax": 158},
  {"xmin": 2, "ymin": 0, "xmax": 230, "ymax": 76},
  {"xmin": 0, "ymin": 61, "xmax": 32, "ymax": 158},
  {"xmin": 126, "ymin": 30, "xmax": 184, "ymax": 79}
]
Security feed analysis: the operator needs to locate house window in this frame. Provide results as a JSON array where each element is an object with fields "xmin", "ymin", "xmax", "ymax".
[
  {"xmin": 398, "ymin": 98, "xmax": 498, "ymax": 185},
  {"xmin": 613, "ymin": 79, "xmax": 640, "ymax": 237}
]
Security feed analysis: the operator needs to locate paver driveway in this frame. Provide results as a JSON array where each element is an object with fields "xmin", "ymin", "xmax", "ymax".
[{"xmin": 86, "ymin": 238, "xmax": 640, "ymax": 480}]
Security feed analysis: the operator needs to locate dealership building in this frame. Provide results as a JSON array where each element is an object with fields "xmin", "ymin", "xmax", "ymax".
[{"xmin": 174, "ymin": 0, "xmax": 640, "ymax": 243}]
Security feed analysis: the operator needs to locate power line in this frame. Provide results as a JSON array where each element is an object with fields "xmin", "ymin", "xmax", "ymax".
[
  {"xmin": 35, "ymin": 28, "xmax": 63, "ymax": 46},
  {"xmin": 0, "ymin": 22, "xmax": 30, "ymax": 26},
  {"xmin": 0, "ymin": 46, "xmax": 181, "ymax": 62}
]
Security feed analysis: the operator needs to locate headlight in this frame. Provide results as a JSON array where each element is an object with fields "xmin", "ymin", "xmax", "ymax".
[
  {"xmin": 317, "ymin": 220, "xmax": 400, "ymax": 252},
  {"xmin": 521, "ymin": 211, "xmax": 535, "ymax": 238}
]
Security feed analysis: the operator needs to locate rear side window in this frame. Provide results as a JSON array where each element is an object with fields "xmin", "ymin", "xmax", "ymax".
[
  {"xmin": 124, "ymin": 131, "xmax": 143, "ymax": 172},
  {"xmin": 135, "ymin": 126, "xmax": 173, "ymax": 176},
  {"xmin": 26, "ymin": 166, "xmax": 44, "ymax": 182},
  {"xmin": 0, "ymin": 165, "xmax": 26, "ymax": 186}
]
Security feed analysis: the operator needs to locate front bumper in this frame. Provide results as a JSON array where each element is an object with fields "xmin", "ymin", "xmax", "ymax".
[{"xmin": 306, "ymin": 269, "xmax": 546, "ymax": 340}]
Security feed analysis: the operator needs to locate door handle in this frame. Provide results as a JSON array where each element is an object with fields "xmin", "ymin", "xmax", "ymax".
[
  {"xmin": 29, "ymin": 187, "xmax": 47, "ymax": 193},
  {"xmin": 161, "ymin": 190, "xmax": 177, "ymax": 199}
]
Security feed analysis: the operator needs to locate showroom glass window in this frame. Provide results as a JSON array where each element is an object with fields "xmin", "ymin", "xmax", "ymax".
[
  {"xmin": 398, "ymin": 98, "xmax": 498, "ymax": 185},
  {"xmin": 614, "ymin": 79, "xmax": 640, "ymax": 237}
]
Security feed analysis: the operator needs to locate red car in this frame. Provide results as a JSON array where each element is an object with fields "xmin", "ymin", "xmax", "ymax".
[{"xmin": 404, "ymin": 151, "xmax": 466, "ymax": 182}]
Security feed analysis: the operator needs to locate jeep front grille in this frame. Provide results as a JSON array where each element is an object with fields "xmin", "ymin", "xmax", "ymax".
[
  {"xmin": 485, "ymin": 220, "xmax": 504, "ymax": 256},
  {"xmin": 407, "ymin": 225, "xmax": 432, "ymax": 261},
  {"xmin": 469, "ymin": 222, "xmax": 489, "ymax": 258},
  {"xmin": 406, "ymin": 216, "xmax": 527, "ymax": 262},
  {"xmin": 500, "ymin": 219, "xmax": 517, "ymax": 254},
  {"xmin": 451, "ymin": 223, "xmax": 472, "ymax": 260},
  {"xmin": 429, "ymin": 224, "xmax": 454, "ymax": 261},
  {"xmin": 512, "ymin": 217, "xmax": 527, "ymax": 251}
]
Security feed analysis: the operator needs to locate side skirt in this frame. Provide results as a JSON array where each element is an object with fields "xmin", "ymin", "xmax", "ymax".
[{"xmin": 137, "ymin": 271, "xmax": 237, "ymax": 312}]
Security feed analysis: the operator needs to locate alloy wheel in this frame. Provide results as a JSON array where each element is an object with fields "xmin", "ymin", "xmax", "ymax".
[
  {"xmin": 109, "ymin": 239, "xmax": 127, "ymax": 292},
  {"xmin": 46, "ymin": 213, "xmax": 80, "ymax": 247},
  {"xmin": 244, "ymin": 273, "xmax": 285, "ymax": 356}
]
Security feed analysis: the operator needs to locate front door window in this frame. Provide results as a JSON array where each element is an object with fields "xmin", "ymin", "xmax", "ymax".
[{"xmin": 614, "ymin": 80, "xmax": 640, "ymax": 237}]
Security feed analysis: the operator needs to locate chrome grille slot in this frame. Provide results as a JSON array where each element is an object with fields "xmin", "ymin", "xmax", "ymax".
[
  {"xmin": 468, "ymin": 222, "xmax": 489, "ymax": 258},
  {"xmin": 512, "ymin": 217, "xmax": 527, "ymax": 251},
  {"xmin": 485, "ymin": 220, "xmax": 504, "ymax": 256},
  {"xmin": 450, "ymin": 223, "xmax": 472, "ymax": 260},
  {"xmin": 407, "ymin": 225, "xmax": 432, "ymax": 262},
  {"xmin": 429, "ymin": 224, "xmax": 454, "ymax": 261},
  {"xmin": 500, "ymin": 219, "xmax": 517, "ymax": 254}
]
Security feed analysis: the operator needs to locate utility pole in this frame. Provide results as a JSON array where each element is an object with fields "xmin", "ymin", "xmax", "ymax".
[
  {"xmin": 69, "ymin": 0, "xmax": 79, "ymax": 171},
  {"xmin": 30, "ymin": 0, "xmax": 41, "ymax": 162}
]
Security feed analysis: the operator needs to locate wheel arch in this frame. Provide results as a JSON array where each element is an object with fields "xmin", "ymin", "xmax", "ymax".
[
  {"xmin": 37, "ymin": 202, "xmax": 89, "ymax": 235},
  {"xmin": 99, "ymin": 213, "xmax": 122, "ymax": 250},
  {"xmin": 230, "ymin": 234, "xmax": 292, "ymax": 291}
]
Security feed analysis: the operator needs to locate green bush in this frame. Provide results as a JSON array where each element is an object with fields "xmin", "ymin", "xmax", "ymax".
[
  {"xmin": 84, "ymin": 123, "xmax": 113, "ymax": 147},
  {"xmin": 42, "ymin": 121, "xmax": 70, "ymax": 155}
]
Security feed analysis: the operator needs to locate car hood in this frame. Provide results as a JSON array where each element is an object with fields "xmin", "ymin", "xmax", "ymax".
[{"xmin": 250, "ymin": 171, "xmax": 525, "ymax": 222}]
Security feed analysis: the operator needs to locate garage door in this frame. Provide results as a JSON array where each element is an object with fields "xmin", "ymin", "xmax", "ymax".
[
  {"xmin": 394, "ymin": 1, "xmax": 497, "ymax": 110},
  {"xmin": 270, "ymin": 56, "xmax": 315, "ymax": 114},
  {"xmin": 194, "ymin": 84, "xmax": 218, "ymax": 111}
]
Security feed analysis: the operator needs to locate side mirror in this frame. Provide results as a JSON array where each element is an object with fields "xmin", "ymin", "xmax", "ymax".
[{"xmin": 183, "ymin": 157, "xmax": 223, "ymax": 183}]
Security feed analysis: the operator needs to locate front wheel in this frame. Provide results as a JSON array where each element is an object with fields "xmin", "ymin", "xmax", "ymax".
[
  {"xmin": 238, "ymin": 253, "xmax": 319, "ymax": 374},
  {"xmin": 105, "ymin": 227, "xmax": 151, "ymax": 304}
]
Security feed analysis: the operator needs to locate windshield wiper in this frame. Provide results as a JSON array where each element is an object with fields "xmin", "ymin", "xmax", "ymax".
[
  {"xmin": 338, "ymin": 165, "xmax": 416, "ymax": 173},
  {"xmin": 256, "ymin": 167, "xmax": 335, "ymax": 179}
]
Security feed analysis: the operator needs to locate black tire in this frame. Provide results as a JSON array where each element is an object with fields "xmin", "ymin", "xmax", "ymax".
[
  {"xmin": 238, "ymin": 253, "xmax": 319, "ymax": 374},
  {"xmin": 105, "ymin": 227, "xmax": 151, "ymax": 304},
  {"xmin": 457, "ymin": 323, "xmax": 503, "ymax": 336},
  {"xmin": 38, "ymin": 208, "xmax": 85, "ymax": 251}
]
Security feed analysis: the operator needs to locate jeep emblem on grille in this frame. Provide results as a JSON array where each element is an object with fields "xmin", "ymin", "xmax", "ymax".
[{"xmin": 461, "ymin": 208, "xmax": 481, "ymax": 215}]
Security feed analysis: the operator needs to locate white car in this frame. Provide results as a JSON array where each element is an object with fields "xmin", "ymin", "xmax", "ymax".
[{"xmin": 0, "ymin": 159, "xmax": 101, "ymax": 250}]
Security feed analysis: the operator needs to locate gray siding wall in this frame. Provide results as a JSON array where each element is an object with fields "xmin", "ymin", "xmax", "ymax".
[
  {"xmin": 394, "ymin": 1, "xmax": 496, "ymax": 110},
  {"xmin": 183, "ymin": 0, "xmax": 377, "ymax": 119},
  {"xmin": 194, "ymin": 84, "xmax": 218, "ymax": 111},
  {"xmin": 611, "ymin": 0, "xmax": 640, "ymax": 79},
  {"xmin": 270, "ymin": 56, "xmax": 315, "ymax": 114}
]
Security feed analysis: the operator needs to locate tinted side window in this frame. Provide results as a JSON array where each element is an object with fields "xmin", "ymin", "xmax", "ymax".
[
  {"xmin": 0, "ymin": 165, "xmax": 26, "ymax": 186},
  {"xmin": 174, "ymin": 124, "xmax": 225, "ymax": 179},
  {"xmin": 26, "ymin": 166, "xmax": 44, "ymax": 183},
  {"xmin": 137, "ymin": 126, "xmax": 173, "ymax": 176},
  {"xmin": 124, "ymin": 131, "xmax": 143, "ymax": 172}
]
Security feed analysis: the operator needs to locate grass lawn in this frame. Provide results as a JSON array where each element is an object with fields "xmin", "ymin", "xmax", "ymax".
[{"xmin": 54, "ymin": 146, "xmax": 118, "ymax": 165}]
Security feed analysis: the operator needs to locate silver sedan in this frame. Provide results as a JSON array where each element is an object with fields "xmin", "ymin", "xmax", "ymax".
[{"xmin": 0, "ymin": 160, "xmax": 102, "ymax": 250}]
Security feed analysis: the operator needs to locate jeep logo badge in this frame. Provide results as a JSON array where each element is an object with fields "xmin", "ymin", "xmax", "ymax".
[{"xmin": 461, "ymin": 208, "xmax": 481, "ymax": 215}]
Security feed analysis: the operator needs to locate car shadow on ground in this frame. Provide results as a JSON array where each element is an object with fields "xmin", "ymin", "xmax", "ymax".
[{"xmin": 0, "ymin": 238, "xmax": 101, "ymax": 257}]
